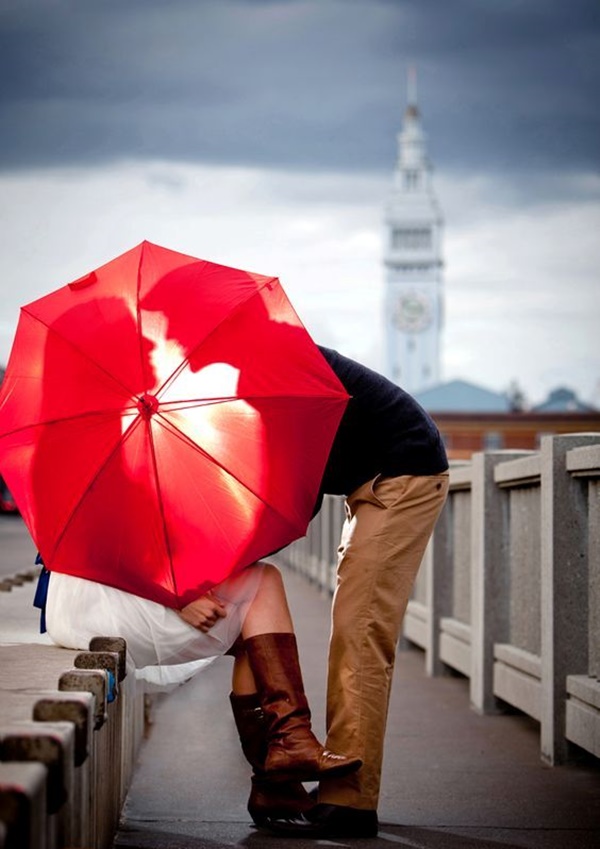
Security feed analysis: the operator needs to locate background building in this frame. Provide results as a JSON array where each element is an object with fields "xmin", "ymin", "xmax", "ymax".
[
  {"xmin": 383, "ymin": 69, "xmax": 444, "ymax": 394},
  {"xmin": 414, "ymin": 379, "xmax": 600, "ymax": 460}
]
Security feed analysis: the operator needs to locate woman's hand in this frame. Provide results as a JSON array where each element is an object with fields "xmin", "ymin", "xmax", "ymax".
[{"xmin": 178, "ymin": 592, "xmax": 227, "ymax": 632}]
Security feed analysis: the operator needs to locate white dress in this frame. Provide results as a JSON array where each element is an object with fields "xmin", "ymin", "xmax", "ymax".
[{"xmin": 45, "ymin": 564, "xmax": 265, "ymax": 690}]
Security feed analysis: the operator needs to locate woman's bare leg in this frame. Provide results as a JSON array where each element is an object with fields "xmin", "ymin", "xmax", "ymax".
[
  {"xmin": 232, "ymin": 652, "xmax": 255, "ymax": 695},
  {"xmin": 241, "ymin": 562, "xmax": 294, "ymax": 638}
]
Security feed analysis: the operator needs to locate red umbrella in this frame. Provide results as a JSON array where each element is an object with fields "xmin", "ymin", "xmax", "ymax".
[{"xmin": 0, "ymin": 241, "xmax": 348, "ymax": 607}]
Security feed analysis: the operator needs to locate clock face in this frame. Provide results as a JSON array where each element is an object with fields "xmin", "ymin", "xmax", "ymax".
[{"xmin": 392, "ymin": 291, "xmax": 433, "ymax": 333}]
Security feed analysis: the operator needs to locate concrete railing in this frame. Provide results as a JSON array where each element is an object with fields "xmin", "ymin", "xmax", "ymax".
[
  {"xmin": 0, "ymin": 636, "xmax": 145, "ymax": 849},
  {"xmin": 279, "ymin": 432, "xmax": 600, "ymax": 766}
]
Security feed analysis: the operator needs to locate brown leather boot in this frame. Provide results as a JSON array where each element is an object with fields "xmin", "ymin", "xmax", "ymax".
[
  {"xmin": 229, "ymin": 692, "xmax": 313, "ymax": 826},
  {"xmin": 243, "ymin": 633, "xmax": 362, "ymax": 783}
]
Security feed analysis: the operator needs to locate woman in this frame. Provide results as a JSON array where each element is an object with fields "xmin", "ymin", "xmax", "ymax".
[{"xmin": 44, "ymin": 560, "xmax": 361, "ymax": 825}]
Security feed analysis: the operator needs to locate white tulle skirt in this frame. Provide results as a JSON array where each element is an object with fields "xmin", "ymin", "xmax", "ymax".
[{"xmin": 45, "ymin": 565, "xmax": 265, "ymax": 691}]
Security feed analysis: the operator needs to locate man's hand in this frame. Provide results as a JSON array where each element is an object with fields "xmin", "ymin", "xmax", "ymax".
[{"xmin": 178, "ymin": 592, "xmax": 227, "ymax": 632}]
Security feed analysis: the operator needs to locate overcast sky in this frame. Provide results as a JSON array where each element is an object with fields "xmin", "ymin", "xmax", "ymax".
[{"xmin": 1, "ymin": 0, "xmax": 599, "ymax": 405}]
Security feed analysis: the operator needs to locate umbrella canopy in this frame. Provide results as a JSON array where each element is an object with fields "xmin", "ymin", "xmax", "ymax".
[{"xmin": 0, "ymin": 241, "xmax": 348, "ymax": 607}]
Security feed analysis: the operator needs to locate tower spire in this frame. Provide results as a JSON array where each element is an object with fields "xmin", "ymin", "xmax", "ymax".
[
  {"xmin": 405, "ymin": 65, "xmax": 420, "ymax": 120},
  {"xmin": 407, "ymin": 64, "xmax": 418, "ymax": 109}
]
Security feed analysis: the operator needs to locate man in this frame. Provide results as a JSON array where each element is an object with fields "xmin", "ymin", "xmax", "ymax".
[{"xmin": 266, "ymin": 346, "xmax": 449, "ymax": 839}]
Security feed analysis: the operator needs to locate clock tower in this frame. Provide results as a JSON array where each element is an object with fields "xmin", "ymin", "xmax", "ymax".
[{"xmin": 383, "ymin": 69, "xmax": 443, "ymax": 392}]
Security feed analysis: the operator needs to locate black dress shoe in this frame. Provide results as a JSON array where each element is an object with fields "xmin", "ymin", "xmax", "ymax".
[{"xmin": 262, "ymin": 802, "xmax": 379, "ymax": 838}]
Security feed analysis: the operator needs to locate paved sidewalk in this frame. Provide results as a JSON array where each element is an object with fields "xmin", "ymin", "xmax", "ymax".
[{"xmin": 113, "ymin": 566, "xmax": 600, "ymax": 849}]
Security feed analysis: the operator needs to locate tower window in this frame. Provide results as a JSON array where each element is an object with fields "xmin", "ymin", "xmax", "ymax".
[
  {"xmin": 391, "ymin": 228, "xmax": 432, "ymax": 251},
  {"xmin": 392, "ymin": 263, "xmax": 434, "ymax": 273},
  {"xmin": 404, "ymin": 170, "xmax": 419, "ymax": 190}
]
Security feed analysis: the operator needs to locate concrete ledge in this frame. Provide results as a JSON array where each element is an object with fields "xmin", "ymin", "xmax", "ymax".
[
  {"xmin": 440, "ymin": 633, "xmax": 471, "ymax": 676},
  {"xmin": 494, "ymin": 453, "xmax": 541, "ymax": 487},
  {"xmin": 494, "ymin": 643, "xmax": 542, "ymax": 679},
  {"xmin": 567, "ymin": 674, "xmax": 600, "ymax": 710},
  {"xmin": 566, "ymin": 675, "xmax": 600, "ymax": 758},
  {"xmin": 566, "ymin": 443, "xmax": 600, "ymax": 477},
  {"xmin": 0, "ymin": 631, "xmax": 145, "ymax": 849},
  {"xmin": 493, "ymin": 644, "xmax": 542, "ymax": 721},
  {"xmin": 566, "ymin": 696, "xmax": 600, "ymax": 759},
  {"xmin": 404, "ymin": 600, "xmax": 429, "ymax": 650},
  {"xmin": 449, "ymin": 464, "xmax": 472, "ymax": 491},
  {"xmin": 440, "ymin": 617, "xmax": 472, "ymax": 676},
  {"xmin": 441, "ymin": 616, "xmax": 472, "ymax": 644},
  {"xmin": 0, "ymin": 577, "xmax": 151, "ymax": 846},
  {"xmin": 0, "ymin": 722, "xmax": 75, "ymax": 818},
  {"xmin": 493, "ymin": 660, "xmax": 542, "ymax": 721}
]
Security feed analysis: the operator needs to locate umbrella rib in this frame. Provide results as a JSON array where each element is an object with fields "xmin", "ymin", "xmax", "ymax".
[
  {"xmin": 0, "ymin": 407, "xmax": 136, "ymax": 441},
  {"xmin": 135, "ymin": 241, "xmax": 158, "ymax": 393},
  {"xmin": 135, "ymin": 244, "xmax": 147, "ymax": 391},
  {"xmin": 144, "ymin": 413, "xmax": 178, "ymax": 600},
  {"xmin": 159, "ymin": 396, "xmax": 238, "ymax": 411},
  {"xmin": 156, "ymin": 277, "xmax": 279, "ymax": 399},
  {"xmin": 47, "ymin": 415, "xmax": 144, "ymax": 563},
  {"xmin": 21, "ymin": 307, "xmax": 142, "ymax": 401},
  {"xmin": 159, "ymin": 392, "xmax": 349, "ymax": 413},
  {"xmin": 153, "ymin": 412, "xmax": 304, "ymax": 529}
]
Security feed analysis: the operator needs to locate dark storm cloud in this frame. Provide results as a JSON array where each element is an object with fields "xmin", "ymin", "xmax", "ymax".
[{"xmin": 0, "ymin": 0, "xmax": 598, "ymax": 175}]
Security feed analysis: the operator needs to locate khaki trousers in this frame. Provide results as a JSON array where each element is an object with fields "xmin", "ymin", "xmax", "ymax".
[{"xmin": 319, "ymin": 472, "xmax": 449, "ymax": 810}]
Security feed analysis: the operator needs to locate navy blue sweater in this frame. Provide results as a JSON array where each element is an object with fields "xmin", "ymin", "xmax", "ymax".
[{"xmin": 317, "ymin": 347, "xmax": 448, "ymax": 502}]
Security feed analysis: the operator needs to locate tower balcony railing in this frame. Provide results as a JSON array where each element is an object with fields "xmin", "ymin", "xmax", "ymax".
[{"xmin": 278, "ymin": 432, "xmax": 600, "ymax": 766}]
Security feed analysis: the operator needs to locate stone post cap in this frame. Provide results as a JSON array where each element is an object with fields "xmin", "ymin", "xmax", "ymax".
[
  {"xmin": 89, "ymin": 636, "xmax": 128, "ymax": 681},
  {"xmin": 33, "ymin": 691, "xmax": 94, "ymax": 767},
  {"xmin": 74, "ymin": 651, "xmax": 120, "ymax": 702},
  {"xmin": 59, "ymin": 668, "xmax": 109, "ymax": 730},
  {"xmin": 0, "ymin": 759, "xmax": 47, "ymax": 794}
]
